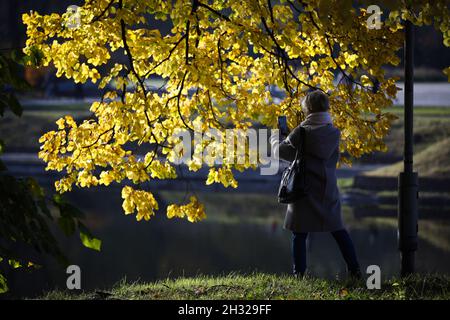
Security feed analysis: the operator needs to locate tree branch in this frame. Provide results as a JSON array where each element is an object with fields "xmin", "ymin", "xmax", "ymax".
[
  {"xmin": 260, "ymin": 16, "xmax": 320, "ymax": 93},
  {"xmin": 207, "ymin": 90, "xmax": 226, "ymax": 129},
  {"xmin": 176, "ymin": 71, "xmax": 194, "ymax": 131},
  {"xmin": 91, "ymin": 0, "xmax": 116, "ymax": 23},
  {"xmin": 144, "ymin": 34, "xmax": 187, "ymax": 78},
  {"xmin": 197, "ymin": 2, "xmax": 231, "ymax": 22},
  {"xmin": 304, "ymin": 7, "xmax": 373, "ymax": 92},
  {"xmin": 82, "ymin": 126, "xmax": 115, "ymax": 149}
]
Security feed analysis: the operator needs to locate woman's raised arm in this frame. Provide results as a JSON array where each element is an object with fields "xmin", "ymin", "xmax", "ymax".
[{"xmin": 269, "ymin": 129, "xmax": 300, "ymax": 162}]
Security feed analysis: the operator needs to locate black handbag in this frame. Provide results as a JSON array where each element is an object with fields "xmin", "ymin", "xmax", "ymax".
[{"xmin": 277, "ymin": 126, "xmax": 308, "ymax": 203}]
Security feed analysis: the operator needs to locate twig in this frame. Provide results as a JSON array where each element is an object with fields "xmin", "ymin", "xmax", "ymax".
[
  {"xmin": 144, "ymin": 34, "xmax": 187, "ymax": 78},
  {"xmin": 82, "ymin": 126, "xmax": 115, "ymax": 149},
  {"xmin": 176, "ymin": 71, "xmax": 194, "ymax": 131},
  {"xmin": 91, "ymin": 0, "xmax": 116, "ymax": 23},
  {"xmin": 197, "ymin": 1, "xmax": 231, "ymax": 22}
]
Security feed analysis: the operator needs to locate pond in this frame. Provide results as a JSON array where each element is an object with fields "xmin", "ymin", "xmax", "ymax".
[{"xmin": 6, "ymin": 184, "xmax": 450, "ymax": 298}]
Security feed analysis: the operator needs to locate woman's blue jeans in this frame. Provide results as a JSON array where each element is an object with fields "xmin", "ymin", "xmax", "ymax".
[{"xmin": 292, "ymin": 229, "xmax": 360, "ymax": 275}]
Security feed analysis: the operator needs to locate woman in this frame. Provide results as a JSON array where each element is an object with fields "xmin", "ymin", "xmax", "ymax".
[{"xmin": 270, "ymin": 90, "xmax": 361, "ymax": 278}]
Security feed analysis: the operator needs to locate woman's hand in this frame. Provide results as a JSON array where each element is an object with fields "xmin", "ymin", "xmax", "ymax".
[{"xmin": 270, "ymin": 130, "xmax": 296, "ymax": 162}]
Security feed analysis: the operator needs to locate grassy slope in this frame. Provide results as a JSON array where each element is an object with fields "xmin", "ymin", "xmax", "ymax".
[
  {"xmin": 38, "ymin": 273, "xmax": 450, "ymax": 300},
  {"xmin": 366, "ymin": 136, "xmax": 450, "ymax": 177},
  {"xmin": 385, "ymin": 106, "xmax": 450, "ymax": 117},
  {"xmin": 363, "ymin": 107, "xmax": 450, "ymax": 177}
]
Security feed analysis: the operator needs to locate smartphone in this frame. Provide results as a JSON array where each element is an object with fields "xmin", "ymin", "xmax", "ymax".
[{"xmin": 277, "ymin": 115, "xmax": 289, "ymax": 136}]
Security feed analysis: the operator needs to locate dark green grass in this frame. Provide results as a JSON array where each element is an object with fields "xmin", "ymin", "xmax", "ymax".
[{"xmin": 37, "ymin": 272, "xmax": 450, "ymax": 300}]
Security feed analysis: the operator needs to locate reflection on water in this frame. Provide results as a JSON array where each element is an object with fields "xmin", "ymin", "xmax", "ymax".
[{"xmin": 7, "ymin": 186, "xmax": 450, "ymax": 298}]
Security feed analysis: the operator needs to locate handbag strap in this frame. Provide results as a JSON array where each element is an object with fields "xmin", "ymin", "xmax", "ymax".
[
  {"xmin": 292, "ymin": 126, "xmax": 306, "ymax": 162},
  {"xmin": 300, "ymin": 126, "xmax": 306, "ymax": 156}
]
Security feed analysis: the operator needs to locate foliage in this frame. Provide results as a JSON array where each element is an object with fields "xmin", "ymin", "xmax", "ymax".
[
  {"xmin": 22, "ymin": 0, "xmax": 450, "ymax": 222},
  {"xmin": 0, "ymin": 52, "xmax": 101, "ymax": 294}
]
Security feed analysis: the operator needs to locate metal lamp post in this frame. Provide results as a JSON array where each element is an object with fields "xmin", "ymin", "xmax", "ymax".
[{"xmin": 398, "ymin": 20, "xmax": 419, "ymax": 276}]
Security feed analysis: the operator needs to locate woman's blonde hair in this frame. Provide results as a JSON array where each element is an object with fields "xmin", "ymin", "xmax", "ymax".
[{"xmin": 302, "ymin": 90, "xmax": 329, "ymax": 113}]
